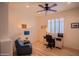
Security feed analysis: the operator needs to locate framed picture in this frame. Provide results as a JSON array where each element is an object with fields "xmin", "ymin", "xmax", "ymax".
[
  {"xmin": 71, "ymin": 23, "xmax": 79, "ymax": 28},
  {"xmin": 41, "ymin": 25, "xmax": 47, "ymax": 29},
  {"xmin": 22, "ymin": 24, "xmax": 27, "ymax": 29}
]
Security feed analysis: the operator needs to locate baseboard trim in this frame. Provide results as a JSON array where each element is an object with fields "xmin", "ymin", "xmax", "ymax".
[
  {"xmin": 0, "ymin": 53, "xmax": 13, "ymax": 56},
  {"xmin": 63, "ymin": 46, "xmax": 79, "ymax": 52}
]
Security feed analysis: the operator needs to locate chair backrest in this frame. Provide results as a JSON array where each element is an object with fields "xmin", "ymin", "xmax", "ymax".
[
  {"xmin": 15, "ymin": 40, "xmax": 21, "ymax": 48},
  {"xmin": 45, "ymin": 34, "xmax": 53, "ymax": 43}
]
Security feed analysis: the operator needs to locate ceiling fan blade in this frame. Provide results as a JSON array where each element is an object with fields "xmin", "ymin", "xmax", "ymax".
[
  {"xmin": 37, "ymin": 10, "xmax": 45, "ymax": 13},
  {"xmin": 50, "ymin": 4, "xmax": 57, "ymax": 8},
  {"xmin": 49, "ymin": 9, "xmax": 57, "ymax": 12},
  {"xmin": 38, "ymin": 5, "xmax": 45, "ymax": 8}
]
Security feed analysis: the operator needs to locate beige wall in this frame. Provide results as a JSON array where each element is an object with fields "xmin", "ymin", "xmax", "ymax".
[
  {"xmin": 63, "ymin": 8, "xmax": 79, "ymax": 50},
  {"xmin": 0, "ymin": 3, "xmax": 8, "ymax": 39},
  {"xmin": 36, "ymin": 15, "xmax": 48, "ymax": 41},
  {"xmin": 0, "ymin": 3, "xmax": 8, "ymax": 54},
  {"xmin": 37, "ymin": 7, "xmax": 79, "ymax": 50},
  {"xmin": 8, "ymin": 3, "xmax": 39, "ymax": 42}
]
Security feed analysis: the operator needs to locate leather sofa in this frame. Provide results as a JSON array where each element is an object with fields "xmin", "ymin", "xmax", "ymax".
[{"xmin": 15, "ymin": 39, "xmax": 32, "ymax": 56}]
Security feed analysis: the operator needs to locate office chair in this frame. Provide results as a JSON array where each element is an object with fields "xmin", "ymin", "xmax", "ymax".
[{"xmin": 44, "ymin": 34, "xmax": 55, "ymax": 49}]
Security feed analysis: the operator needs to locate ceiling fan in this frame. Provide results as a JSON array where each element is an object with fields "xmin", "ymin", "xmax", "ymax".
[{"xmin": 37, "ymin": 3, "xmax": 57, "ymax": 14}]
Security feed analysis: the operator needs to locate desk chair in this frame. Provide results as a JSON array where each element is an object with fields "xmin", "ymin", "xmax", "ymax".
[{"xmin": 44, "ymin": 34, "xmax": 55, "ymax": 49}]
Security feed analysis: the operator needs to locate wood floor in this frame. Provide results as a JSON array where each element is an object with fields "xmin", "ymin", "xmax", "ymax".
[
  {"xmin": 32, "ymin": 40, "xmax": 79, "ymax": 56},
  {"xmin": 14, "ymin": 40, "xmax": 79, "ymax": 56}
]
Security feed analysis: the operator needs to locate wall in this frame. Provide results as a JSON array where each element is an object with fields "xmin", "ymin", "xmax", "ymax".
[
  {"xmin": 0, "ymin": 3, "xmax": 8, "ymax": 54},
  {"xmin": 37, "ymin": 7, "xmax": 79, "ymax": 50},
  {"xmin": 0, "ymin": 3, "xmax": 8, "ymax": 39},
  {"xmin": 8, "ymin": 3, "xmax": 39, "ymax": 42},
  {"xmin": 36, "ymin": 15, "xmax": 49, "ymax": 41}
]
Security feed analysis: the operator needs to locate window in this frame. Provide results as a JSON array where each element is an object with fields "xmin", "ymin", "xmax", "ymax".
[
  {"xmin": 56, "ymin": 19, "xmax": 59, "ymax": 33},
  {"xmin": 51, "ymin": 20, "xmax": 54, "ymax": 33},
  {"xmin": 60, "ymin": 18, "xmax": 64, "ymax": 33},
  {"xmin": 48, "ymin": 18, "xmax": 64, "ymax": 33},
  {"xmin": 48, "ymin": 20, "xmax": 51, "ymax": 32}
]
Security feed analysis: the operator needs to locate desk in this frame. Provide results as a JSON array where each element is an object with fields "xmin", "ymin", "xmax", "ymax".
[
  {"xmin": 43, "ymin": 34, "xmax": 63, "ymax": 49},
  {"xmin": 55, "ymin": 37, "xmax": 63, "ymax": 49}
]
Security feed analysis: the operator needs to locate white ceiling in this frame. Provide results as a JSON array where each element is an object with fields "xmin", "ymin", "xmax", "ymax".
[{"xmin": 9, "ymin": 2, "xmax": 79, "ymax": 15}]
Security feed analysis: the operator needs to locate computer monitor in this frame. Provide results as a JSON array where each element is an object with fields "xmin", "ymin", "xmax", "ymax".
[
  {"xmin": 58, "ymin": 33, "xmax": 63, "ymax": 37},
  {"xmin": 24, "ymin": 31, "xmax": 30, "ymax": 35}
]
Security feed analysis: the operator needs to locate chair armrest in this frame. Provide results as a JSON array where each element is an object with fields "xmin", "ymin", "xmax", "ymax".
[{"xmin": 24, "ymin": 43, "xmax": 32, "ymax": 48}]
